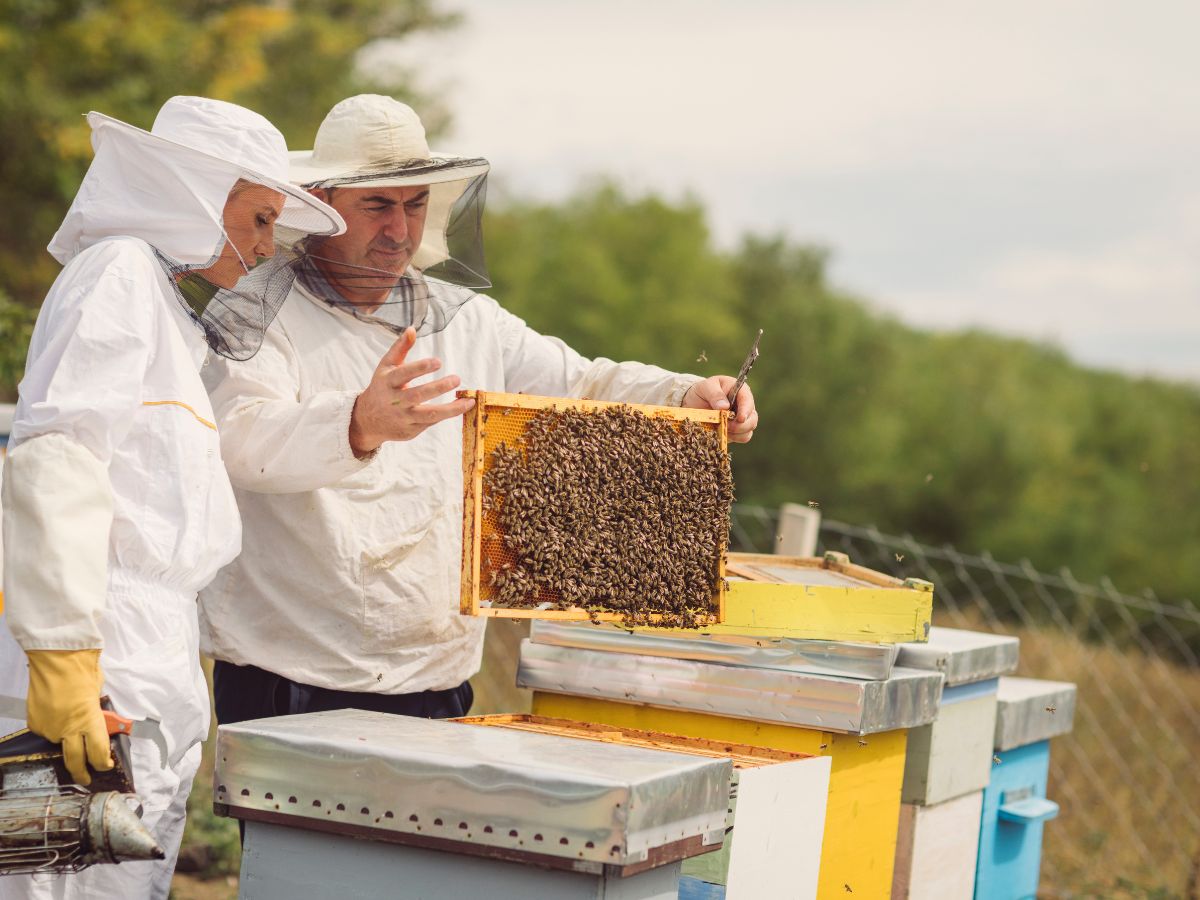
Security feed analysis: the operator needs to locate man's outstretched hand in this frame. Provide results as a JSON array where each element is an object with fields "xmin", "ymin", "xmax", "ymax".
[
  {"xmin": 349, "ymin": 327, "xmax": 475, "ymax": 457},
  {"xmin": 682, "ymin": 376, "xmax": 758, "ymax": 444}
]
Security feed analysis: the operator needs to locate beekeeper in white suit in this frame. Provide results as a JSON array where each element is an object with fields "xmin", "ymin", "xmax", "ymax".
[
  {"xmin": 199, "ymin": 95, "xmax": 758, "ymax": 727},
  {"xmin": 0, "ymin": 95, "xmax": 343, "ymax": 898}
]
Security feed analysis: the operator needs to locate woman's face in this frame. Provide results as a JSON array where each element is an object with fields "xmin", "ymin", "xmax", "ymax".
[{"xmin": 195, "ymin": 182, "xmax": 286, "ymax": 288}]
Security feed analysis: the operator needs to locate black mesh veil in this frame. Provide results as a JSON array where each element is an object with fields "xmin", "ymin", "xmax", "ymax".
[
  {"xmin": 293, "ymin": 158, "xmax": 490, "ymax": 337},
  {"xmin": 151, "ymin": 170, "xmax": 344, "ymax": 361},
  {"xmin": 157, "ymin": 230, "xmax": 308, "ymax": 362}
]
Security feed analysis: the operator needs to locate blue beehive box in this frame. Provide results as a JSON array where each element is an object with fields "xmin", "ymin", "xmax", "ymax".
[{"xmin": 974, "ymin": 677, "xmax": 1076, "ymax": 900}]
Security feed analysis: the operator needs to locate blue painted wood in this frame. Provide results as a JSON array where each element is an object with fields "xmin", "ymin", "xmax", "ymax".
[
  {"xmin": 942, "ymin": 678, "xmax": 1000, "ymax": 705},
  {"xmin": 974, "ymin": 740, "xmax": 1053, "ymax": 900},
  {"xmin": 678, "ymin": 876, "xmax": 726, "ymax": 900},
  {"xmin": 998, "ymin": 796, "xmax": 1059, "ymax": 825}
]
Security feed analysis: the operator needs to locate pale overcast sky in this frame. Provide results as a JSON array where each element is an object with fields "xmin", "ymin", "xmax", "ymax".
[{"xmin": 367, "ymin": 0, "xmax": 1200, "ymax": 382}]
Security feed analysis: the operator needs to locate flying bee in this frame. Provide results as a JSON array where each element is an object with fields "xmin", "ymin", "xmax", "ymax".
[
  {"xmin": 993, "ymin": 755, "xmax": 1002, "ymax": 765},
  {"xmin": 895, "ymin": 553, "xmax": 905, "ymax": 563},
  {"xmin": 1045, "ymin": 706, "xmax": 1056, "ymax": 714}
]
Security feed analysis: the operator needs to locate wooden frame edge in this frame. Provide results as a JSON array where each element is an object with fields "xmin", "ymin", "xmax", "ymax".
[{"xmin": 459, "ymin": 392, "xmax": 487, "ymax": 616}]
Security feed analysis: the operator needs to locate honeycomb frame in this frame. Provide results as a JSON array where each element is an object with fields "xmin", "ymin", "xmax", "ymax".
[{"xmin": 458, "ymin": 390, "xmax": 729, "ymax": 623}]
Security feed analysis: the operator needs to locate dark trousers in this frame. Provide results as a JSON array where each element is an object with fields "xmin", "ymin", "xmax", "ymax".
[{"xmin": 212, "ymin": 659, "xmax": 474, "ymax": 727}]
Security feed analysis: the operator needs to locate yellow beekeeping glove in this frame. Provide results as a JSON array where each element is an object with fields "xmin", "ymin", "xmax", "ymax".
[{"xmin": 26, "ymin": 649, "xmax": 113, "ymax": 786}]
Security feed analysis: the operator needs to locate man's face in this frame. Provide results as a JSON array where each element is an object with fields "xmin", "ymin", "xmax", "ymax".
[{"xmin": 309, "ymin": 184, "xmax": 430, "ymax": 304}]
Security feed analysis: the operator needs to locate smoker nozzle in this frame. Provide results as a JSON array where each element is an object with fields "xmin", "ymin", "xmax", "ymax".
[{"xmin": 88, "ymin": 791, "xmax": 165, "ymax": 863}]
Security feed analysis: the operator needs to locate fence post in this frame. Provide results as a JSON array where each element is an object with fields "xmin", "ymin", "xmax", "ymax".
[{"xmin": 775, "ymin": 503, "xmax": 822, "ymax": 556}]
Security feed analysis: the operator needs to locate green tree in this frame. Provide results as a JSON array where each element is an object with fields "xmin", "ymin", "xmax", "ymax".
[
  {"xmin": 0, "ymin": 0, "xmax": 458, "ymax": 311},
  {"xmin": 0, "ymin": 288, "xmax": 35, "ymax": 400},
  {"xmin": 484, "ymin": 182, "xmax": 1200, "ymax": 634}
]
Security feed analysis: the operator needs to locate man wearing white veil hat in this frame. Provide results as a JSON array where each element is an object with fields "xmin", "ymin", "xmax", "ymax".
[
  {"xmin": 0, "ymin": 96, "xmax": 343, "ymax": 898},
  {"xmin": 199, "ymin": 95, "xmax": 758, "ymax": 726}
]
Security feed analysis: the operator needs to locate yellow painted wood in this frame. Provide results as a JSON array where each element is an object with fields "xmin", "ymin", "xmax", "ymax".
[
  {"xmin": 534, "ymin": 694, "xmax": 909, "ymax": 900},
  {"xmin": 721, "ymin": 580, "xmax": 932, "ymax": 643},
  {"xmin": 457, "ymin": 390, "xmax": 724, "ymax": 423},
  {"xmin": 462, "ymin": 576, "xmax": 931, "ymax": 641},
  {"xmin": 642, "ymin": 580, "xmax": 932, "ymax": 644}
]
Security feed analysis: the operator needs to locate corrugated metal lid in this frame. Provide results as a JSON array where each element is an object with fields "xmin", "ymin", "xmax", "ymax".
[
  {"xmin": 215, "ymin": 709, "xmax": 730, "ymax": 868},
  {"xmin": 994, "ymin": 676, "xmax": 1077, "ymax": 750},
  {"xmin": 896, "ymin": 627, "xmax": 1019, "ymax": 686}
]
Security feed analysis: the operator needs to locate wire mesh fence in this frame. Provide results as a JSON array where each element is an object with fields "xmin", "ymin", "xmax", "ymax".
[{"xmin": 731, "ymin": 504, "xmax": 1200, "ymax": 898}]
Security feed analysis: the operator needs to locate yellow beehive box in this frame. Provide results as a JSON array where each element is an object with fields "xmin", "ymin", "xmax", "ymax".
[
  {"xmin": 532, "ymin": 695, "xmax": 909, "ymax": 900},
  {"xmin": 459, "ymin": 390, "xmax": 728, "ymax": 625},
  {"xmin": 704, "ymin": 551, "xmax": 933, "ymax": 644}
]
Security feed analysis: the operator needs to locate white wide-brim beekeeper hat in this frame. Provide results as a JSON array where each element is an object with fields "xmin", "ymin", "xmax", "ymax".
[
  {"xmin": 289, "ymin": 94, "xmax": 489, "ymax": 280},
  {"xmin": 49, "ymin": 95, "xmax": 345, "ymax": 267}
]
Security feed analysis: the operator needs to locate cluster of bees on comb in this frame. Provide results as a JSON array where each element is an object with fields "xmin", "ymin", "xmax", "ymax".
[{"xmin": 482, "ymin": 404, "xmax": 733, "ymax": 628}]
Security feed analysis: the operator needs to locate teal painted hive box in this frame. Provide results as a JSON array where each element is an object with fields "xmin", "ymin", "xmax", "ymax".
[{"xmin": 974, "ymin": 677, "xmax": 1076, "ymax": 900}]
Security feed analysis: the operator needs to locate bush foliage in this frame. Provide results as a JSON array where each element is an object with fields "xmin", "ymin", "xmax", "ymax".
[{"xmin": 485, "ymin": 184, "xmax": 1200, "ymax": 615}]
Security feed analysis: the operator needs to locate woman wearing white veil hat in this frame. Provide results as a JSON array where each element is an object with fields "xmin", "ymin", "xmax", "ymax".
[{"xmin": 0, "ymin": 95, "xmax": 343, "ymax": 898}]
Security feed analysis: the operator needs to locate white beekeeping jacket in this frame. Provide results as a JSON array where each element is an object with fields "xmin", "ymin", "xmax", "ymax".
[
  {"xmin": 198, "ymin": 282, "xmax": 700, "ymax": 693},
  {"xmin": 3, "ymin": 238, "xmax": 242, "ymax": 650},
  {"xmin": 2, "ymin": 96, "xmax": 342, "ymax": 653}
]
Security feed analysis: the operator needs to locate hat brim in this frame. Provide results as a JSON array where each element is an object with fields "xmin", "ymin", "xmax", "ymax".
[
  {"xmin": 87, "ymin": 112, "xmax": 346, "ymax": 237},
  {"xmin": 288, "ymin": 150, "xmax": 490, "ymax": 189}
]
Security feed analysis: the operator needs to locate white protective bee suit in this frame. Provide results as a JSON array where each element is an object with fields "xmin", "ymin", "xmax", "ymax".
[
  {"xmin": 0, "ymin": 96, "xmax": 342, "ymax": 899},
  {"xmin": 198, "ymin": 284, "xmax": 701, "ymax": 693},
  {"xmin": 197, "ymin": 94, "xmax": 703, "ymax": 701}
]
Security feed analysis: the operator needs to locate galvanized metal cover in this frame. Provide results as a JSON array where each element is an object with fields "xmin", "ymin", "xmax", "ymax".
[
  {"xmin": 896, "ymin": 627, "xmax": 1020, "ymax": 686},
  {"xmin": 518, "ymin": 640, "xmax": 943, "ymax": 734},
  {"xmin": 529, "ymin": 621, "xmax": 898, "ymax": 681},
  {"xmin": 993, "ymin": 677, "xmax": 1077, "ymax": 751},
  {"xmin": 214, "ymin": 710, "xmax": 730, "ymax": 867}
]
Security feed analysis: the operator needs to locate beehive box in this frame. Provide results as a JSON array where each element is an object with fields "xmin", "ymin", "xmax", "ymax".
[
  {"xmin": 459, "ymin": 390, "xmax": 728, "ymax": 625},
  {"xmin": 897, "ymin": 628, "xmax": 1018, "ymax": 806},
  {"xmin": 532, "ymin": 694, "xmax": 914, "ymax": 900},
  {"xmin": 522, "ymin": 628, "xmax": 944, "ymax": 900},
  {"xmin": 975, "ymin": 678, "xmax": 1077, "ymax": 900},
  {"xmin": 711, "ymin": 551, "xmax": 934, "ymax": 643},
  {"xmin": 892, "ymin": 790, "xmax": 984, "ymax": 900},
  {"xmin": 455, "ymin": 714, "xmax": 831, "ymax": 900}
]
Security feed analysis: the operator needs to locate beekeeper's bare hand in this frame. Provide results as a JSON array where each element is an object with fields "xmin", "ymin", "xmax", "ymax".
[
  {"xmin": 349, "ymin": 326, "xmax": 475, "ymax": 456},
  {"xmin": 682, "ymin": 376, "xmax": 758, "ymax": 444}
]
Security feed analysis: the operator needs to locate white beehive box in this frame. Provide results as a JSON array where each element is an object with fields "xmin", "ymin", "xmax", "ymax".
[
  {"xmin": 892, "ymin": 790, "xmax": 984, "ymax": 900},
  {"xmin": 897, "ymin": 628, "xmax": 1018, "ymax": 806}
]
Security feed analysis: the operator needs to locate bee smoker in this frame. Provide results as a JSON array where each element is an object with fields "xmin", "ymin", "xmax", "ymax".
[{"xmin": 0, "ymin": 698, "xmax": 164, "ymax": 876}]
